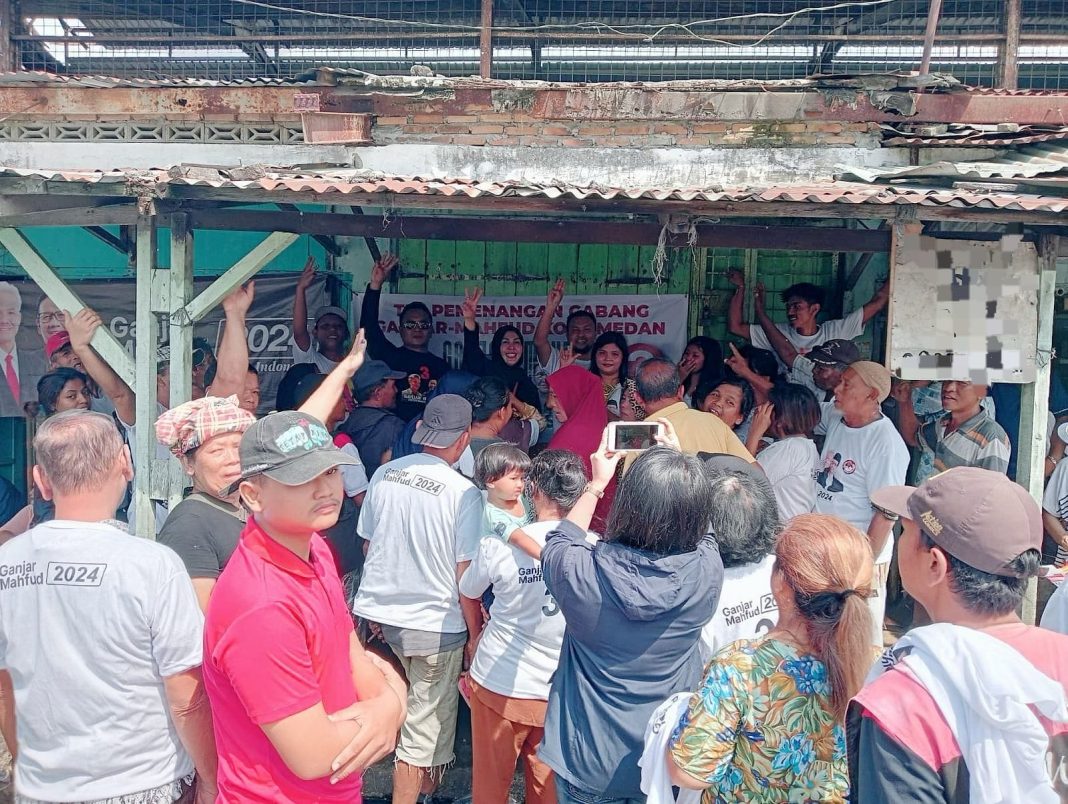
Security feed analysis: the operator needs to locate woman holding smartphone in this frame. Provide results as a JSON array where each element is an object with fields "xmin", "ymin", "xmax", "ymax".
[{"xmin": 539, "ymin": 433, "xmax": 721, "ymax": 804}]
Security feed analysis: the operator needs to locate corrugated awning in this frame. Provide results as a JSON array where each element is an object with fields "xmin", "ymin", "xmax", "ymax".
[
  {"xmin": 839, "ymin": 143, "xmax": 1068, "ymax": 198},
  {"xmin": 0, "ymin": 164, "xmax": 1065, "ymax": 215}
]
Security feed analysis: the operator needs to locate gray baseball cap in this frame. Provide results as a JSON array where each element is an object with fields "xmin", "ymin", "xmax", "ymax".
[
  {"xmin": 225, "ymin": 410, "xmax": 358, "ymax": 496},
  {"xmin": 354, "ymin": 360, "xmax": 406, "ymax": 395},
  {"xmin": 412, "ymin": 394, "xmax": 472, "ymax": 448},
  {"xmin": 314, "ymin": 305, "xmax": 348, "ymax": 325}
]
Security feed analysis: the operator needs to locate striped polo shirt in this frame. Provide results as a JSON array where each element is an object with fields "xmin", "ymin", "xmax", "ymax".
[{"xmin": 916, "ymin": 408, "xmax": 1011, "ymax": 483}]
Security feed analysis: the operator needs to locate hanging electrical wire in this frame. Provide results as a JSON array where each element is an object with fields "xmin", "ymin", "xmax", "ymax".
[{"xmin": 227, "ymin": 0, "xmax": 900, "ymax": 47}]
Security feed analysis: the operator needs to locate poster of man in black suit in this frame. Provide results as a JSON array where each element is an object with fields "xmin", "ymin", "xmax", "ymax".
[{"xmin": 0, "ymin": 281, "xmax": 47, "ymax": 418}]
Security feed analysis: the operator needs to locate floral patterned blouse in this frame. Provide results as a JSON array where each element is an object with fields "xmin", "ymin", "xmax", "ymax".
[{"xmin": 670, "ymin": 637, "xmax": 849, "ymax": 803}]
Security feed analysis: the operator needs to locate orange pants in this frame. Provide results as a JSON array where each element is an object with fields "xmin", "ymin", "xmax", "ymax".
[{"xmin": 468, "ymin": 678, "xmax": 556, "ymax": 804}]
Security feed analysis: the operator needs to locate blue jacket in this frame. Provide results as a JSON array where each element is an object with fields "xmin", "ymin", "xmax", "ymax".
[{"xmin": 539, "ymin": 519, "xmax": 723, "ymax": 797}]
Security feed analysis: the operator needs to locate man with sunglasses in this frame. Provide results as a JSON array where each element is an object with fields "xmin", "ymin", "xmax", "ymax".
[{"xmin": 361, "ymin": 253, "xmax": 449, "ymax": 422}]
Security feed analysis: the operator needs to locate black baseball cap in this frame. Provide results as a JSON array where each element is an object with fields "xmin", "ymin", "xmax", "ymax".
[
  {"xmin": 225, "ymin": 410, "xmax": 358, "ymax": 495},
  {"xmin": 808, "ymin": 339, "xmax": 860, "ymax": 368}
]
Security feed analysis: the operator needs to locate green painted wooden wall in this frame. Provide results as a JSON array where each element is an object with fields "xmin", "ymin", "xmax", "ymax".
[
  {"xmin": 396, "ymin": 238, "xmax": 838, "ymax": 348},
  {"xmin": 396, "ymin": 240, "xmax": 693, "ymax": 297}
]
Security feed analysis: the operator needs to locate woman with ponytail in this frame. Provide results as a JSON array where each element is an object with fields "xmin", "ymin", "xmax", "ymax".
[{"xmin": 668, "ymin": 514, "xmax": 874, "ymax": 802}]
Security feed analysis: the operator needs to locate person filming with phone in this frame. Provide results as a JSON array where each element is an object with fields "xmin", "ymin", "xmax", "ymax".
[{"xmin": 538, "ymin": 428, "xmax": 723, "ymax": 804}]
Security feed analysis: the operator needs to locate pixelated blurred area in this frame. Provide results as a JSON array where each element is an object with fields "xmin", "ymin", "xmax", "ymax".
[{"xmin": 890, "ymin": 229, "xmax": 1040, "ymax": 384}]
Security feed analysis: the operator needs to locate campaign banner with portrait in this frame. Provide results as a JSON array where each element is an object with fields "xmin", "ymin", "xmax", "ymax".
[
  {"xmin": 0, "ymin": 275, "xmax": 327, "ymax": 417},
  {"xmin": 355, "ymin": 292, "xmax": 690, "ymax": 375}
]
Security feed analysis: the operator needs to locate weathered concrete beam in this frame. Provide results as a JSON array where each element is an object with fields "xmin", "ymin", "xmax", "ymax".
[{"xmin": 0, "ymin": 82, "xmax": 1063, "ymax": 125}]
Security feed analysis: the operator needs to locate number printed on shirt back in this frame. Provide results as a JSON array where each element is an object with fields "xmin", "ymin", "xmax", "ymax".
[{"xmin": 46, "ymin": 562, "xmax": 106, "ymax": 587}]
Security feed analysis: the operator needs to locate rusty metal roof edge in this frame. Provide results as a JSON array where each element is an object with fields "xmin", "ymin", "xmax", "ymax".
[{"xmin": 0, "ymin": 164, "xmax": 1064, "ymax": 214}]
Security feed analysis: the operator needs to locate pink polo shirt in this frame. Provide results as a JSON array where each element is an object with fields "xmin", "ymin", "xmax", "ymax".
[{"xmin": 203, "ymin": 518, "xmax": 362, "ymax": 802}]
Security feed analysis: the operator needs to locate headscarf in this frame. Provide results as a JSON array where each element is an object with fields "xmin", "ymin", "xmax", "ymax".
[
  {"xmin": 392, "ymin": 370, "xmax": 479, "ymax": 461},
  {"xmin": 155, "ymin": 395, "xmax": 255, "ymax": 457},
  {"xmin": 463, "ymin": 325, "xmax": 542, "ymax": 411},
  {"xmin": 548, "ymin": 365, "xmax": 609, "ymax": 477}
]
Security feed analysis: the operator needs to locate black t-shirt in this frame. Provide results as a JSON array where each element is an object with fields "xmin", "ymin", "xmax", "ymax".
[
  {"xmin": 158, "ymin": 494, "xmax": 244, "ymax": 579},
  {"xmin": 340, "ymin": 406, "xmax": 407, "ymax": 475},
  {"xmin": 322, "ymin": 495, "xmax": 364, "ymax": 577},
  {"xmin": 361, "ymin": 287, "xmax": 450, "ymax": 422}
]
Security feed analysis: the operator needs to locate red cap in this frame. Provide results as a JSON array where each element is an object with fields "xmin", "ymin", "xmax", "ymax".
[{"xmin": 45, "ymin": 331, "xmax": 72, "ymax": 359}]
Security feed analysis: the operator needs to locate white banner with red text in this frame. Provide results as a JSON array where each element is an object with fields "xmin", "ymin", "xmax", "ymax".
[{"xmin": 355, "ymin": 292, "xmax": 690, "ymax": 375}]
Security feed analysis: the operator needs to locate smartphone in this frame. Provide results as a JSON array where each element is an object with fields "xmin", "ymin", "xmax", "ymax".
[{"xmin": 607, "ymin": 421, "xmax": 664, "ymax": 453}]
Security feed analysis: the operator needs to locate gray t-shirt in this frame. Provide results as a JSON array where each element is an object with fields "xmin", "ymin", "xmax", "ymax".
[{"xmin": 379, "ymin": 624, "xmax": 466, "ymax": 657}]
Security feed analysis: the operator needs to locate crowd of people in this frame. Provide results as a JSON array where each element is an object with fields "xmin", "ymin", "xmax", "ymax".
[{"xmin": 1, "ymin": 256, "xmax": 1068, "ymax": 804}]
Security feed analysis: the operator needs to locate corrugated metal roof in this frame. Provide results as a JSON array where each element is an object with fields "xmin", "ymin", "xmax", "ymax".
[
  {"xmin": 840, "ymin": 143, "xmax": 1068, "ymax": 194},
  {"xmin": 882, "ymin": 124, "xmax": 1068, "ymax": 147},
  {"xmin": 0, "ymin": 164, "xmax": 1064, "ymax": 214}
]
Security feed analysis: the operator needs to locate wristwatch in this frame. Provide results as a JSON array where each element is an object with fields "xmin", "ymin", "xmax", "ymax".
[{"xmin": 584, "ymin": 483, "xmax": 605, "ymax": 500}]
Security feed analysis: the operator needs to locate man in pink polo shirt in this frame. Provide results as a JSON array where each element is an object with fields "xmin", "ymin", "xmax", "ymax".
[{"xmin": 204, "ymin": 409, "xmax": 407, "ymax": 802}]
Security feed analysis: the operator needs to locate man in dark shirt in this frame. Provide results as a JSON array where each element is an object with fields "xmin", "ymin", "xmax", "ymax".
[
  {"xmin": 340, "ymin": 359, "xmax": 407, "ymax": 475},
  {"xmin": 360, "ymin": 253, "xmax": 449, "ymax": 422}
]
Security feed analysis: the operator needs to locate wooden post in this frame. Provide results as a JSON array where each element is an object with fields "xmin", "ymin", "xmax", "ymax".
[
  {"xmin": 479, "ymin": 0, "xmax": 494, "ymax": 79},
  {"xmin": 1001, "ymin": 0, "xmax": 1022, "ymax": 90},
  {"xmin": 133, "ymin": 218, "xmax": 159, "ymax": 539},
  {"xmin": 168, "ymin": 214, "xmax": 194, "ymax": 514},
  {"xmin": 919, "ymin": 0, "xmax": 944, "ymax": 75},
  {"xmin": 1018, "ymin": 234, "xmax": 1058, "ymax": 625},
  {"xmin": 0, "ymin": 0, "xmax": 16, "ymax": 72},
  {"xmin": 179, "ymin": 230, "xmax": 298, "ymax": 324}
]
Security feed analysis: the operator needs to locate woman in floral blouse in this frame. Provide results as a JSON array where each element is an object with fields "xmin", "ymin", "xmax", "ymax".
[{"xmin": 668, "ymin": 514, "xmax": 875, "ymax": 803}]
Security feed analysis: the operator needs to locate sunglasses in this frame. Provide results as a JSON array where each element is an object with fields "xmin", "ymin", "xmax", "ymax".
[{"xmin": 402, "ymin": 321, "xmax": 432, "ymax": 331}]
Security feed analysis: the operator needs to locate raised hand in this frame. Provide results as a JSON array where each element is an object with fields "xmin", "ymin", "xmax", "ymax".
[
  {"xmin": 590, "ymin": 427, "xmax": 624, "ymax": 488},
  {"xmin": 558, "ymin": 344, "xmax": 576, "ymax": 369},
  {"xmin": 889, "ymin": 378, "xmax": 912, "ymax": 405},
  {"xmin": 338, "ymin": 329, "xmax": 367, "ymax": 378},
  {"xmin": 653, "ymin": 417, "xmax": 682, "ymax": 452},
  {"xmin": 546, "ymin": 278, "xmax": 565, "ymax": 311},
  {"xmin": 296, "ymin": 256, "xmax": 317, "ymax": 292},
  {"xmin": 63, "ymin": 308, "xmax": 102, "ymax": 351},
  {"xmin": 369, "ymin": 253, "xmax": 400, "ymax": 291},
  {"xmin": 461, "ymin": 287, "xmax": 483, "ymax": 323},
  {"xmin": 753, "ymin": 282, "xmax": 767, "ymax": 313},
  {"xmin": 222, "ymin": 281, "xmax": 255, "ymax": 317},
  {"xmin": 727, "ymin": 269, "xmax": 745, "ymax": 289},
  {"xmin": 724, "ymin": 341, "xmax": 748, "ymax": 374},
  {"xmin": 751, "ymin": 401, "xmax": 774, "ymax": 435}
]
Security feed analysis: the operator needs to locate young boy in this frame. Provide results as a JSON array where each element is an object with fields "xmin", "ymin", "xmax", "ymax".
[
  {"xmin": 474, "ymin": 442, "xmax": 543, "ymax": 559},
  {"xmin": 203, "ymin": 410, "xmax": 406, "ymax": 801}
]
